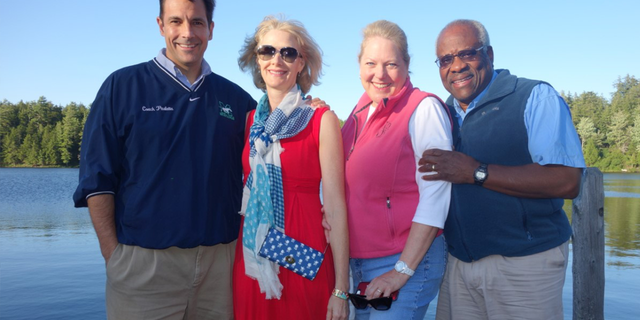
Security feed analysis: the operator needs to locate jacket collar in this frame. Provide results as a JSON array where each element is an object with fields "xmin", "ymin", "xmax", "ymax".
[
  {"xmin": 476, "ymin": 69, "xmax": 516, "ymax": 107},
  {"xmin": 355, "ymin": 77, "xmax": 414, "ymax": 114}
]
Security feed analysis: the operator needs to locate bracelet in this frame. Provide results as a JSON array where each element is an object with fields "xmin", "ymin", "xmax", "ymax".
[{"xmin": 331, "ymin": 288, "xmax": 349, "ymax": 300}]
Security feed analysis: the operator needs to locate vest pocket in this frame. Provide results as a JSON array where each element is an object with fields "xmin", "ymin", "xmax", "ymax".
[
  {"xmin": 385, "ymin": 196, "xmax": 396, "ymax": 240},
  {"xmin": 517, "ymin": 199, "xmax": 533, "ymax": 241}
]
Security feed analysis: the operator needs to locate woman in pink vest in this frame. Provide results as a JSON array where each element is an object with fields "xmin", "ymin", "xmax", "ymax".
[{"xmin": 341, "ymin": 20, "xmax": 453, "ymax": 319}]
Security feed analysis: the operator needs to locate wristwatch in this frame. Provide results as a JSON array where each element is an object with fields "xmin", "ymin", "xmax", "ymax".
[
  {"xmin": 474, "ymin": 163, "xmax": 488, "ymax": 186},
  {"xmin": 394, "ymin": 260, "xmax": 415, "ymax": 277}
]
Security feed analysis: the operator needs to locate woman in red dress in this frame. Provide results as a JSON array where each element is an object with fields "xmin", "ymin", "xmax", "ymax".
[{"xmin": 232, "ymin": 16, "xmax": 349, "ymax": 320}]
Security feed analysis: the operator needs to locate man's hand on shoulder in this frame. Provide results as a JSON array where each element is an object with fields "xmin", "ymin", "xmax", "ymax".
[
  {"xmin": 418, "ymin": 148, "xmax": 478, "ymax": 184},
  {"xmin": 306, "ymin": 95, "xmax": 330, "ymax": 110}
]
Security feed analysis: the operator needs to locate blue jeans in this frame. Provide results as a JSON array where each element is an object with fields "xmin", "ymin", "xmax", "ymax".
[{"xmin": 349, "ymin": 235, "xmax": 447, "ymax": 320}]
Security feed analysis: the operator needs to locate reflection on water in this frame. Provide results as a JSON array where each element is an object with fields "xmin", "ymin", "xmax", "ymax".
[
  {"xmin": 0, "ymin": 168, "xmax": 103, "ymax": 320},
  {"xmin": 564, "ymin": 173, "xmax": 640, "ymax": 268},
  {"xmin": 603, "ymin": 174, "xmax": 640, "ymax": 266},
  {"xmin": 0, "ymin": 168, "xmax": 93, "ymax": 233},
  {"xmin": 605, "ymin": 173, "xmax": 640, "ymax": 199}
]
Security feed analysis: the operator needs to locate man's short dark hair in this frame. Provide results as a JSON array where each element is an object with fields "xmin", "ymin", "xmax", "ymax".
[{"xmin": 159, "ymin": 0, "xmax": 215, "ymax": 25}]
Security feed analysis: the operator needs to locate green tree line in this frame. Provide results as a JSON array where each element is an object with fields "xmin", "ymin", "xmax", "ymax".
[
  {"xmin": 564, "ymin": 75, "xmax": 640, "ymax": 171},
  {"xmin": 0, "ymin": 97, "xmax": 88, "ymax": 167},
  {"xmin": 1, "ymin": 75, "xmax": 639, "ymax": 171}
]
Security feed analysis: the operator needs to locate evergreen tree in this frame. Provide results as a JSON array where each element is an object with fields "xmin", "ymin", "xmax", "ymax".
[
  {"xmin": 2, "ymin": 127, "xmax": 24, "ymax": 165},
  {"xmin": 611, "ymin": 75, "xmax": 640, "ymax": 116},
  {"xmin": 606, "ymin": 148, "xmax": 626, "ymax": 171},
  {"xmin": 22, "ymin": 131, "xmax": 42, "ymax": 166},
  {"xmin": 0, "ymin": 100, "xmax": 20, "ymax": 161},
  {"xmin": 633, "ymin": 114, "xmax": 640, "ymax": 153},
  {"xmin": 59, "ymin": 103, "xmax": 84, "ymax": 166},
  {"xmin": 576, "ymin": 117, "xmax": 603, "ymax": 149},
  {"xmin": 41, "ymin": 125, "xmax": 60, "ymax": 165},
  {"xmin": 608, "ymin": 110, "xmax": 631, "ymax": 154},
  {"xmin": 583, "ymin": 139, "xmax": 600, "ymax": 167},
  {"xmin": 569, "ymin": 91, "xmax": 608, "ymax": 132}
]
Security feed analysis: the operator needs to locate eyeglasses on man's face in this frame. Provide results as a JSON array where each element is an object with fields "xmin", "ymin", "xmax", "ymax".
[
  {"xmin": 435, "ymin": 45, "xmax": 486, "ymax": 69},
  {"xmin": 256, "ymin": 45, "xmax": 301, "ymax": 63}
]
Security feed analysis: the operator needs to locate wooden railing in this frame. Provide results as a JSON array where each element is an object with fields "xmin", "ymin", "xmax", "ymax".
[{"xmin": 571, "ymin": 167, "xmax": 605, "ymax": 320}]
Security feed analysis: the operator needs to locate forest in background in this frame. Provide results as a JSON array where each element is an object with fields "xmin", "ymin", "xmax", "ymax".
[
  {"xmin": 1, "ymin": 75, "xmax": 639, "ymax": 171},
  {"xmin": 562, "ymin": 75, "xmax": 640, "ymax": 171},
  {"xmin": 0, "ymin": 97, "xmax": 87, "ymax": 167}
]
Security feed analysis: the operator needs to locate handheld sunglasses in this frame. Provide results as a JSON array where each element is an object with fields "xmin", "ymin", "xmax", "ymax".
[
  {"xmin": 256, "ymin": 45, "xmax": 301, "ymax": 63},
  {"xmin": 348, "ymin": 293, "xmax": 398, "ymax": 311},
  {"xmin": 349, "ymin": 283, "xmax": 399, "ymax": 311}
]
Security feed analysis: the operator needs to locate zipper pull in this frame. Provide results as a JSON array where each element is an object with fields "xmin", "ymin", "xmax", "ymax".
[{"xmin": 386, "ymin": 197, "xmax": 391, "ymax": 208}]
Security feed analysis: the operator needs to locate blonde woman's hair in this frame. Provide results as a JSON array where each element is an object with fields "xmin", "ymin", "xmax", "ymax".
[
  {"xmin": 358, "ymin": 20, "xmax": 410, "ymax": 68},
  {"xmin": 238, "ymin": 15, "xmax": 323, "ymax": 94}
]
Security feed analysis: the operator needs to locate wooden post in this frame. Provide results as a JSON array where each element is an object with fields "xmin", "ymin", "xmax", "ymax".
[{"xmin": 571, "ymin": 167, "xmax": 605, "ymax": 320}]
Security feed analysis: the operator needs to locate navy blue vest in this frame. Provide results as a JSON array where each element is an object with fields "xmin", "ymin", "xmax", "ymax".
[{"xmin": 445, "ymin": 69, "xmax": 571, "ymax": 262}]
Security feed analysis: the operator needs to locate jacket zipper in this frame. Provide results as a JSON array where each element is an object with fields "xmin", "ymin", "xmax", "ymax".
[{"xmin": 346, "ymin": 102, "xmax": 373, "ymax": 161}]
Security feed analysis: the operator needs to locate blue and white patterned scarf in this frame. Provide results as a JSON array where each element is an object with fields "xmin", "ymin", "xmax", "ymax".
[{"xmin": 240, "ymin": 84, "xmax": 314, "ymax": 299}]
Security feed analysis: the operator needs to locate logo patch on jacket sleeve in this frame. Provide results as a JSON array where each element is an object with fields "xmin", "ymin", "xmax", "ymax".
[{"xmin": 219, "ymin": 101, "xmax": 235, "ymax": 120}]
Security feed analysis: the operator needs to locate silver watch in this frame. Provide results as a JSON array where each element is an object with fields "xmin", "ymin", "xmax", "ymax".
[{"xmin": 394, "ymin": 260, "xmax": 415, "ymax": 276}]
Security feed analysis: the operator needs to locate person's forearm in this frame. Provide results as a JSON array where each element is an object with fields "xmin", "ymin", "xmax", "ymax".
[
  {"xmin": 323, "ymin": 175, "xmax": 350, "ymax": 291},
  {"xmin": 87, "ymin": 194, "xmax": 118, "ymax": 263},
  {"xmin": 482, "ymin": 163, "xmax": 582, "ymax": 199},
  {"xmin": 420, "ymin": 149, "xmax": 582, "ymax": 199},
  {"xmin": 399, "ymin": 222, "xmax": 439, "ymax": 271},
  {"xmin": 327, "ymin": 212, "xmax": 349, "ymax": 291}
]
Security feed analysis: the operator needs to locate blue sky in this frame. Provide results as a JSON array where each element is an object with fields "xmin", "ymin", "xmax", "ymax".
[{"xmin": 1, "ymin": 0, "xmax": 638, "ymax": 120}]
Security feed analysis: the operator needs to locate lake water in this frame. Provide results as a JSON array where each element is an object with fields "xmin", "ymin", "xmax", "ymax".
[{"xmin": 0, "ymin": 168, "xmax": 638, "ymax": 319}]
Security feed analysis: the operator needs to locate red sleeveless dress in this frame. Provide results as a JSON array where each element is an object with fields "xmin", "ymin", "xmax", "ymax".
[{"xmin": 232, "ymin": 107, "xmax": 335, "ymax": 320}]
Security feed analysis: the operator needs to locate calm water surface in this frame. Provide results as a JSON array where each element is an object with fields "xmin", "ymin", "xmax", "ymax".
[{"xmin": 0, "ymin": 168, "xmax": 638, "ymax": 319}]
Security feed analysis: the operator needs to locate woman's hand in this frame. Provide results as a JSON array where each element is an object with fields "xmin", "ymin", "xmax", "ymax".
[
  {"xmin": 326, "ymin": 295, "xmax": 349, "ymax": 320},
  {"xmin": 364, "ymin": 269, "xmax": 409, "ymax": 300}
]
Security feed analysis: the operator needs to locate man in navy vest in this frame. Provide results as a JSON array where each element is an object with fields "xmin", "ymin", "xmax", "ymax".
[{"xmin": 419, "ymin": 19, "xmax": 585, "ymax": 320}]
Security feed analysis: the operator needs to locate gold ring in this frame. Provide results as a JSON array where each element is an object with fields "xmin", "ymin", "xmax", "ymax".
[{"xmin": 376, "ymin": 289, "xmax": 382, "ymax": 293}]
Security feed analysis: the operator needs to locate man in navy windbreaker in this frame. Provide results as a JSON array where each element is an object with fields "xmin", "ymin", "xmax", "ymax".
[{"xmin": 73, "ymin": 0, "xmax": 255, "ymax": 319}]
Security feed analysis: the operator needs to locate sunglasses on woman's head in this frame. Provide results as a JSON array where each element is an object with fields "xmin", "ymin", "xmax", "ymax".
[{"xmin": 256, "ymin": 45, "xmax": 301, "ymax": 63}]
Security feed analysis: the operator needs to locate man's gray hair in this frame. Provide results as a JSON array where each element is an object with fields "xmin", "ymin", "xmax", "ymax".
[{"xmin": 437, "ymin": 19, "xmax": 491, "ymax": 47}]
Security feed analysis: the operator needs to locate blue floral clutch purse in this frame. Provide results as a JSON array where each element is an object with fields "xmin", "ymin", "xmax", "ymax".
[{"xmin": 258, "ymin": 228, "xmax": 325, "ymax": 280}]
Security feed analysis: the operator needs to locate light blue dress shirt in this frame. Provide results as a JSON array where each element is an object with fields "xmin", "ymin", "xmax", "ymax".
[
  {"xmin": 155, "ymin": 48, "xmax": 211, "ymax": 89},
  {"xmin": 452, "ymin": 71, "xmax": 586, "ymax": 168}
]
